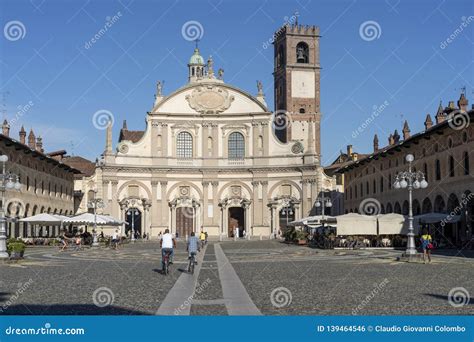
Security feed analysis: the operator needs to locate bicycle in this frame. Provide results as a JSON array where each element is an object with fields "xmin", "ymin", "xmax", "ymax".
[
  {"xmin": 188, "ymin": 252, "xmax": 197, "ymax": 274},
  {"xmin": 162, "ymin": 250, "xmax": 172, "ymax": 275}
]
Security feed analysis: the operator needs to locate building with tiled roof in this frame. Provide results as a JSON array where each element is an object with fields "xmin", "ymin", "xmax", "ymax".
[
  {"xmin": 0, "ymin": 121, "xmax": 79, "ymax": 239},
  {"xmin": 336, "ymin": 94, "xmax": 474, "ymax": 246}
]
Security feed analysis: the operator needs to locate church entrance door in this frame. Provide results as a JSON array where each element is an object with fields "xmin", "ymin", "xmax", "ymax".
[
  {"xmin": 228, "ymin": 207, "xmax": 245, "ymax": 237},
  {"xmin": 176, "ymin": 207, "xmax": 194, "ymax": 238}
]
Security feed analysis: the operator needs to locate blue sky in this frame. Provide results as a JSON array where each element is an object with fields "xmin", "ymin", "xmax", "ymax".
[{"xmin": 0, "ymin": 0, "xmax": 473, "ymax": 165}]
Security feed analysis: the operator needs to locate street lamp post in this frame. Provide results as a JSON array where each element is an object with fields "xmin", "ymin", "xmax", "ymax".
[
  {"xmin": 315, "ymin": 191, "xmax": 332, "ymax": 221},
  {"xmin": 281, "ymin": 199, "xmax": 294, "ymax": 229},
  {"xmin": 394, "ymin": 154, "xmax": 428, "ymax": 258},
  {"xmin": 88, "ymin": 192, "xmax": 105, "ymax": 247},
  {"xmin": 0, "ymin": 155, "xmax": 22, "ymax": 259},
  {"xmin": 127, "ymin": 207, "xmax": 139, "ymax": 242}
]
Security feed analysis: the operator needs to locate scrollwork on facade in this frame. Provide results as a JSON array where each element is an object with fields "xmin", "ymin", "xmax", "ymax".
[
  {"xmin": 186, "ymin": 85, "xmax": 234, "ymax": 114},
  {"xmin": 117, "ymin": 142, "xmax": 129, "ymax": 154}
]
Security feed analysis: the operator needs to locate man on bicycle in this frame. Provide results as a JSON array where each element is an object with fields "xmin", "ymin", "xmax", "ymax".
[
  {"xmin": 187, "ymin": 232, "xmax": 200, "ymax": 266},
  {"xmin": 160, "ymin": 229, "xmax": 176, "ymax": 265}
]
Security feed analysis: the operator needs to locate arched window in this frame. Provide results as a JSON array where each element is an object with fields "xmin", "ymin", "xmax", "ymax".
[
  {"xmin": 380, "ymin": 177, "xmax": 384, "ymax": 193},
  {"xmin": 299, "ymin": 108, "xmax": 305, "ymax": 114},
  {"xmin": 296, "ymin": 42, "xmax": 309, "ymax": 63},
  {"xmin": 463, "ymin": 151, "xmax": 470, "ymax": 175},
  {"xmin": 228, "ymin": 132, "xmax": 245, "ymax": 159},
  {"xmin": 177, "ymin": 132, "xmax": 193, "ymax": 159},
  {"xmin": 424, "ymin": 163, "xmax": 428, "ymax": 182}
]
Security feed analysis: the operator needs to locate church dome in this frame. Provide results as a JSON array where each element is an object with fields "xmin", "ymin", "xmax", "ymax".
[{"xmin": 189, "ymin": 48, "xmax": 204, "ymax": 65}]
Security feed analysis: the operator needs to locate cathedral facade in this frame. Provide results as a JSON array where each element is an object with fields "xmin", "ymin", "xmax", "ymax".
[{"xmin": 77, "ymin": 23, "xmax": 337, "ymax": 238}]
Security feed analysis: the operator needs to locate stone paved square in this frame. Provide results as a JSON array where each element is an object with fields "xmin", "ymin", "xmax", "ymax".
[{"xmin": 1, "ymin": 240, "xmax": 472, "ymax": 316}]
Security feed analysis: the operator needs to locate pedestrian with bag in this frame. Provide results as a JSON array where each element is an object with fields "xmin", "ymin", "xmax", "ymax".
[{"xmin": 420, "ymin": 228, "xmax": 433, "ymax": 264}]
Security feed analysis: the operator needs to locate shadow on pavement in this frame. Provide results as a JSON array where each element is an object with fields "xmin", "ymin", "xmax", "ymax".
[
  {"xmin": 0, "ymin": 304, "xmax": 149, "ymax": 315},
  {"xmin": 431, "ymin": 249, "xmax": 474, "ymax": 258},
  {"xmin": 424, "ymin": 293, "xmax": 474, "ymax": 305}
]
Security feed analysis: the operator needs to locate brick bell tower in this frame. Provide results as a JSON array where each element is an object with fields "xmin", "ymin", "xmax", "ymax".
[{"xmin": 273, "ymin": 22, "xmax": 321, "ymax": 157}]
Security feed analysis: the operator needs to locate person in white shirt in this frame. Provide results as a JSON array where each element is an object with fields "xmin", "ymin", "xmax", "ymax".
[
  {"xmin": 112, "ymin": 229, "xmax": 120, "ymax": 250},
  {"xmin": 160, "ymin": 229, "xmax": 176, "ymax": 266}
]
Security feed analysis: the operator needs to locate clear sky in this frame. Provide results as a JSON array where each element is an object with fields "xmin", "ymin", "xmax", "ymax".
[{"xmin": 0, "ymin": 0, "xmax": 472, "ymax": 165}]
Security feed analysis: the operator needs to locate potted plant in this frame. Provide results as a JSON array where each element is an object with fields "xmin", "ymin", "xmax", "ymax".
[
  {"xmin": 295, "ymin": 230, "xmax": 308, "ymax": 245},
  {"xmin": 7, "ymin": 239, "xmax": 26, "ymax": 259}
]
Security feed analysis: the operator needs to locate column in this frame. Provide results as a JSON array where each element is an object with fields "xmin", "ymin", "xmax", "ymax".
[
  {"xmin": 111, "ymin": 181, "xmax": 118, "ymax": 218},
  {"xmin": 211, "ymin": 181, "xmax": 219, "ymax": 226},
  {"xmin": 251, "ymin": 181, "xmax": 259, "ymax": 227},
  {"xmin": 119, "ymin": 203, "xmax": 126, "ymax": 237},
  {"xmin": 170, "ymin": 204, "xmax": 176, "ymax": 234},
  {"xmin": 270, "ymin": 204, "xmax": 278, "ymax": 235},
  {"xmin": 310, "ymin": 179, "xmax": 317, "ymax": 214},
  {"xmin": 161, "ymin": 124, "xmax": 169, "ymax": 157},
  {"xmin": 261, "ymin": 181, "xmax": 268, "ymax": 226},
  {"xmin": 212, "ymin": 124, "xmax": 218, "ymax": 158},
  {"xmin": 202, "ymin": 181, "xmax": 210, "ymax": 226},
  {"xmin": 245, "ymin": 204, "xmax": 251, "ymax": 236},
  {"xmin": 301, "ymin": 179, "xmax": 308, "ymax": 216},
  {"xmin": 160, "ymin": 181, "xmax": 168, "ymax": 227},
  {"xmin": 151, "ymin": 180, "xmax": 159, "ymax": 230}
]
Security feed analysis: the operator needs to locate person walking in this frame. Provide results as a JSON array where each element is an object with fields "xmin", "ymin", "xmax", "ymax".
[{"xmin": 420, "ymin": 228, "xmax": 433, "ymax": 264}]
